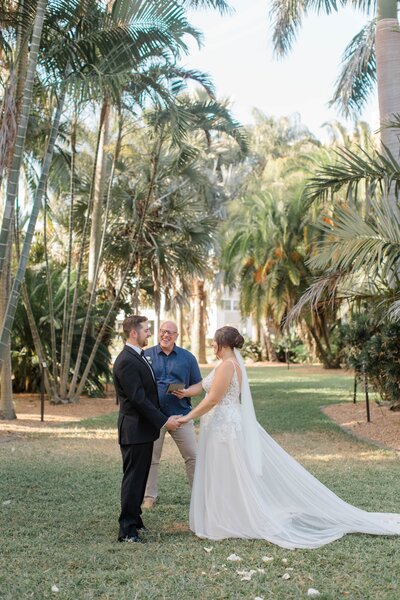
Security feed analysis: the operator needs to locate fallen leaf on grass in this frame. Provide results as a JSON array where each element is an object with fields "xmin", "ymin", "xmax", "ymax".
[
  {"xmin": 282, "ymin": 573, "xmax": 291, "ymax": 580},
  {"xmin": 254, "ymin": 597, "xmax": 264, "ymax": 600},
  {"xmin": 261, "ymin": 556, "xmax": 273, "ymax": 562},
  {"xmin": 307, "ymin": 589, "xmax": 321, "ymax": 597},
  {"xmin": 51, "ymin": 585, "xmax": 59, "ymax": 593},
  {"xmin": 237, "ymin": 569, "xmax": 258, "ymax": 581},
  {"xmin": 227, "ymin": 553, "xmax": 241, "ymax": 561},
  {"xmin": 2, "ymin": 500, "xmax": 11, "ymax": 506},
  {"xmin": 203, "ymin": 547, "xmax": 213, "ymax": 553},
  {"xmin": 282, "ymin": 558, "xmax": 288, "ymax": 564}
]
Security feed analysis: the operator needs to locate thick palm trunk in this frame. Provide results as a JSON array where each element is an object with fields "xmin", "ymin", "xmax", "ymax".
[
  {"xmin": 376, "ymin": 0, "xmax": 400, "ymax": 206},
  {"xmin": 262, "ymin": 320, "xmax": 278, "ymax": 362},
  {"xmin": 192, "ymin": 279, "xmax": 207, "ymax": 363},
  {"xmin": 251, "ymin": 316, "xmax": 260, "ymax": 343},
  {"xmin": 0, "ymin": 0, "xmax": 48, "ymax": 280}
]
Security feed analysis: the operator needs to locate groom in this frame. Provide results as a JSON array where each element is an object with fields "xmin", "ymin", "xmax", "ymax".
[{"xmin": 113, "ymin": 315, "xmax": 180, "ymax": 543}]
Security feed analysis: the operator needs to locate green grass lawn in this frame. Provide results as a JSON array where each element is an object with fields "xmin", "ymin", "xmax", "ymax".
[{"xmin": 1, "ymin": 366, "xmax": 399, "ymax": 600}]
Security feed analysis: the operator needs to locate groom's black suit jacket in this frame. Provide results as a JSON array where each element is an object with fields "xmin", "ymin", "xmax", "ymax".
[{"xmin": 113, "ymin": 345, "xmax": 168, "ymax": 445}]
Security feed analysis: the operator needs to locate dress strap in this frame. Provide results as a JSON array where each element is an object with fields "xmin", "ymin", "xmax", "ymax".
[{"xmin": 226, "ymin": 358, "xmax": 241, "ymax": 381}]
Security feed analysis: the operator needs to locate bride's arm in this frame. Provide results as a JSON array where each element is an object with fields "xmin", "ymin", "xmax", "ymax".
[
  {"xmin": 177, "ymin": 362, "xmax": 234, "ymax": 424},
  {"xmin": 173, "ymin": 381, "xmax": 203, "ymax": 398}
]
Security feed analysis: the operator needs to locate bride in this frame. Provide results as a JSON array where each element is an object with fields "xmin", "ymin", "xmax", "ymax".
[{"xmin": 175, "ymin": 325, "xmax": 400, "ymax": 549}]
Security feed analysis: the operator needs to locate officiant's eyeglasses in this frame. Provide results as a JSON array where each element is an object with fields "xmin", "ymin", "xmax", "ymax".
[{"xmin": 159, "ymin": 329, "xmax": 178, "ymax": 337}]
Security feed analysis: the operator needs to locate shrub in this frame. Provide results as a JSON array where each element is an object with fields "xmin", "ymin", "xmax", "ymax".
[{"xmin": 340, "ymin": 315, "xmax": 400, "ymax": 410}]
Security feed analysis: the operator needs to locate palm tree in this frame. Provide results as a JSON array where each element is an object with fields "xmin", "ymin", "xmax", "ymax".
[
  {"xmin": 0, "ymin": 0, "xmax": 208, "ymax": 380},
  {"xmin": 270, "ymin": 1, "xmax": 400, "ymax": 167}
]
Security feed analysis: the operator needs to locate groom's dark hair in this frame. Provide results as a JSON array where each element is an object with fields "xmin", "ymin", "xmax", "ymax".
[{"xmin": 123, "ymin": 315, "xmax": 148, "ymax": 338}]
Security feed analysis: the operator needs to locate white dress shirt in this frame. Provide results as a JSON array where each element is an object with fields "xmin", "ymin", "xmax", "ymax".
[{"xmin": 126, "ymin": 342, "xmax": 155, "ymax": 380}]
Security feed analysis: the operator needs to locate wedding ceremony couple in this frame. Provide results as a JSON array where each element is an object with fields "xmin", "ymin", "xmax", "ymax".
[{"xmin": 112, "ymin": 315, "xmax": 400, "ymax": 547}]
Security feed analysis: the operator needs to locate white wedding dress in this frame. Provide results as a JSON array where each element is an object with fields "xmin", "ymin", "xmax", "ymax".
[{"xmin": 189, "ymin": 356, "xmax": 400, "ymax": 549}]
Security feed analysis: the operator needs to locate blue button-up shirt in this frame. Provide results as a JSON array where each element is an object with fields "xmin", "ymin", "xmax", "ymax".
[{"xmin": 144, "ymin": 344, "xmax": 202, "ymax": 416}]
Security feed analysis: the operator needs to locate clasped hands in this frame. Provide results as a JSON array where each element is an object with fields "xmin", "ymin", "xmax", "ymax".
[
  {"xmin": 165, "ymin": 415, "xmax": 182, "ymax": 431},
  {"xmin": 165, "ymin": 413, "xmax": 190, "ymax": 431}
]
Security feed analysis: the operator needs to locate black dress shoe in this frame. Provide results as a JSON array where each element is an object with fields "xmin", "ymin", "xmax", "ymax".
[{"xmin": 118, "ymin": 534, "xmax": 145, "ymax": 544}]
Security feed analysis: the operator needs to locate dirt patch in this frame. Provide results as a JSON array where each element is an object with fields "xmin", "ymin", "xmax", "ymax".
[
  {"xmin": 323, "ymin": 402, "xmax": 400, "ymax": 453},
  {"xmin": 2, "ymin": 391, "xmax": 399, "ymax": 454},
  {"xmin": 0, "ymin": 394, "xmax": 118, "ymax": 441}
]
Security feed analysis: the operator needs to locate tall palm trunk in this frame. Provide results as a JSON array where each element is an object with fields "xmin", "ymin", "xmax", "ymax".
[
  {"xmin": 0, "ymin": 84, "xmax": 66, "ymax": 370},
  {"xmin": 60, "ymin": 109, "xmax": 77, "ymax": 389},
  {"xmin": 375, "ymin": 0, "xmax": 400, "ymax": 206},
  {"xmin": 68, "ymin": 117, "xmax": 122, "ymax": 399},
  {"xmin": 262, "ymin": 320, "xmax": 278, "ymax": 362},
  {"xmin": 60, "ymin": 100, "xmax": 103, "ymax": 399},
  {"xmin": 192, "ymin": 279, "xmax": 207, "ymax": 363},
  {"xmin": 0, "ymin": 235, "xmax": 15, "ymax": 419},
  {"xmin": 70, "ymin": 127, "xmax": 164, "ymax": 402},
  {"xmin": 88, "ymin": 99, "xmax": 111, "ymax": 294},
  {"xmin": 0, "ymin": 0, "xmax": 48, "ymax": 280}
]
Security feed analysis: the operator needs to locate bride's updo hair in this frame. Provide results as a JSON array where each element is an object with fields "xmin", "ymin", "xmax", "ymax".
[{"xmin": 214, "ymin": 326, "xmax": 244, "ymax": 351}]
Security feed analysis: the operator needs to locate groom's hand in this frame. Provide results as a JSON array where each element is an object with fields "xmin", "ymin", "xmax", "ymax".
[{"xmin": 165, "ymin": 415, "xmax": 181, "ymax": 431}]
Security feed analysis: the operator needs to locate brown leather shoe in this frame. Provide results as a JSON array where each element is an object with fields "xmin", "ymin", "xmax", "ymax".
[{"xmin": 142, "ymin": 497, "xmax": 156, "ymax": 509}]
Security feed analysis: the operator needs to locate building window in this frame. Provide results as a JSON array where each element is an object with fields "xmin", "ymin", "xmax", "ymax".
[
  {"xmin": 232, "ymin": 300, "xmax": 240, "ymax": 310},
  {"xmin": 220, "ymin": 299, "xmax": 240, "ymax": 311}
]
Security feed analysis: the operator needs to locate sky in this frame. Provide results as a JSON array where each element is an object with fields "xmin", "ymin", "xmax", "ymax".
[{"xmin": 184, "ymin": 0, "xmax": 378, "ymax": 141}]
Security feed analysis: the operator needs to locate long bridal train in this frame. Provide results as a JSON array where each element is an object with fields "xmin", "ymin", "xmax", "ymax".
[{"xmin": 190, "ymin": 350, "xmax": 400, "ymax": 549}]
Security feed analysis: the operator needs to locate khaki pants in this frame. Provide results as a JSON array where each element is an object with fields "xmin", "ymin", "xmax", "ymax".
[{"xmin": 144, "ymin": 420, "xmax": 197, "ymax": 500}]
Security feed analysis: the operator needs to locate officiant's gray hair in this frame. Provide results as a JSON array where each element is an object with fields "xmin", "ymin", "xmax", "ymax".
[{"xmin": 214, "ymin": 326, "xmax": 244, "ymax": 351}]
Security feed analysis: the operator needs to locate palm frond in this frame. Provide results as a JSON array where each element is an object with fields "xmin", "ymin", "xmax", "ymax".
[
  {"xmin": 305, "ymin": 146, "xmax": 400, "ymax": 203},
  {"xmin": 270, "ymin": 0, "xmax": 340, "ymax": 58},
  {"xmin": 330, "ymin": 19, "xmax": 376, "ymax": 117}
]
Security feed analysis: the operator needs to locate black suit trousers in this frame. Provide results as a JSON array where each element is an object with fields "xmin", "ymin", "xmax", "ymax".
[{"xmin": 118, "ymin": 441, "xmax": 153, "ymax": 539}]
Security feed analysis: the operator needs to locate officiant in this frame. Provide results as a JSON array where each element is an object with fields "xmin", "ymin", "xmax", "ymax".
[{"xmin": 142, "ymin": 320, "xmax": 202, "ymax": 508}]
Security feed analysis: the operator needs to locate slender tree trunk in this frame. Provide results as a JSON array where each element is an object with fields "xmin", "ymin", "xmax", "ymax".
[
  {"xmin": 0, "ymin": 0, "xmax": 48, "ymax": 279},
  {"xmin": 70, "ymin": 126, "xmax": 163, "ymax": 402},
  {"xmin": 375, "ymin": 0, "xmax": 400, "ymax": 206},
  {"xmin": 21, "ymin": 283, "xmax": 58, "ymax": 401},
  {"xmin": 0, "ymin": 235, "xmax": 15, "ymax": 419},
  {"xmin": 60, "ymin": 107, "xmax": 77, "ymax": 385},
  {"xmin": 176, "ymin": 304, "xmax": 184, "ymax": 347},
  {"xmin": 0, "ymin": 84, "xmax": 66, "ymax": 370},
  {"xmin": 88, "ymin": 99, "xmax": 110, "ymax": 294},
  {"xmin": 192, "ymin": 279, "xmax": 207, "ymax": 363},
  {"xmin": 43, "ymin": 194, "xmax": 59, "ymax": 387},
  {"xmin": 0, "ymin": 73, "xmax": 17, "ymax": 187},
  {"xmin": 68, "ymin": 118, "xmax": 122, "ymax": 399}
]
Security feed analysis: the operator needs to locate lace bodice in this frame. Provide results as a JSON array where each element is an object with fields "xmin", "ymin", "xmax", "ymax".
[
  {"xmin": 201, "ymin": 363, "xmax": 242, "ymax": 439},
  {"xmin": 202, "ymin": 364, "xmax": 241, "ymax": 405}
]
